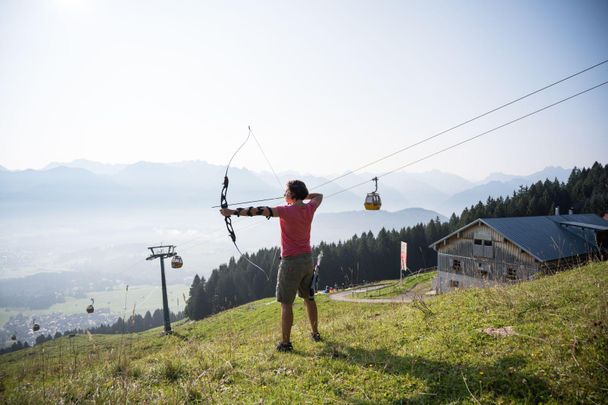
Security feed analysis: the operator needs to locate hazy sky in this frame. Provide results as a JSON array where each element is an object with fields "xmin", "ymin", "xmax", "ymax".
[{"xmin": 1, "ymin": 0, "xmax": 607, "ymax": 181}]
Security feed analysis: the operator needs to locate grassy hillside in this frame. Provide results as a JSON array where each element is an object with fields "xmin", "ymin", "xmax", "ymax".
[{"xmin": 1, "ymin": 262, "xmax": 606, "ymax": 404}]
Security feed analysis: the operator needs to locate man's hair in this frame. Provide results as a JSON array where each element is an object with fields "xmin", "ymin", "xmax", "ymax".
[{"xmin": 287, "ymin": 180, "xmax": 309, "ymax": 201}]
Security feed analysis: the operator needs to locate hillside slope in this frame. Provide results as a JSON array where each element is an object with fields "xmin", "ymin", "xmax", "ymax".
[{"xmin": 1, "ymin": 262, "xmax": 606, "ymax": 403}]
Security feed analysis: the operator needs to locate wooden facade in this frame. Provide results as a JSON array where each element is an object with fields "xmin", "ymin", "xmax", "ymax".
[
  {"xmin": 430, "ymin": 214, "xmax": 608, "ymax": 293},
  {"xmin": 433, "ymin": 222, "xmax": 540, "ymax": 293}
]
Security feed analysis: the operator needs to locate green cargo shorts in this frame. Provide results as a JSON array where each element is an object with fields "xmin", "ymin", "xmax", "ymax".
[{"xmin": 276, "ymin": 253, "xmax": 314, "ymax": 304}]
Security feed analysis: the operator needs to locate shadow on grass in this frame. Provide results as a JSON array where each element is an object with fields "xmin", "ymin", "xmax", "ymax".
[
  {"xmin": 170, "ymin": 332, "xmax": 189, "ymax": 342},
  {"xmin": 316, "ymin": 341, "xmax": 551, "ymax": 404}
]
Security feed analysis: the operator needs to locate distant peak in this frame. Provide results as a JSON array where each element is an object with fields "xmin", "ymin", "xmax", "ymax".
[{"xmin": 43, "ymin": 159, "xmax": 128, "ymax": 175}]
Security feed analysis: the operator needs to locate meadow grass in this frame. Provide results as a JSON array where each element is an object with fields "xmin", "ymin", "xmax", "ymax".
[{"xmin": 0, "ymin": 262, "xmax": 606, "ymax": 404}]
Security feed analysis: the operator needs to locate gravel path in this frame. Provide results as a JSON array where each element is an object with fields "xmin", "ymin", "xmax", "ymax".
[{"xmin": 328, "ymin": 283, "xmax": 434, "ymax": 304}]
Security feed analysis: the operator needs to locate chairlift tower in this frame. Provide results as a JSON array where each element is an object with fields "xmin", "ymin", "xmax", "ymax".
[{"xmin": 146, "ymin": 245, "xmax": 177, "ymax": 334}]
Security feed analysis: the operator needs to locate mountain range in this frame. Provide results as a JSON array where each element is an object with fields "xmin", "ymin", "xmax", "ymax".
[
  {"xmin": 1, "ymin": 159, "xmax": 571, "ymax": 215},
  {"xmin": 0, "ymin": 160, "xmax": 571, "ymax": 282}
]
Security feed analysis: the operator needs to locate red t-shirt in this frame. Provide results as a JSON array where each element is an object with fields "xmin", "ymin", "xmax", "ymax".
[{"xmin": 276, "ymin": 199, "xmax": 320, "ymax": 257}]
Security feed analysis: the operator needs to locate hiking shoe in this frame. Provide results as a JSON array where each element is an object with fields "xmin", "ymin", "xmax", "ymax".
[
  {"xmin": 276, "ymin": 342, "xmax": 293, "ymax": 352},
  {"xmin": 311, "ymin": 332, "xmax": 322, "ymax": 342}
]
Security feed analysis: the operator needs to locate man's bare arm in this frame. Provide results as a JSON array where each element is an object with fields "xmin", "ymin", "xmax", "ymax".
[{"xmin": 306, "ymin": 193, "xmax": 323, "ymax": 206}]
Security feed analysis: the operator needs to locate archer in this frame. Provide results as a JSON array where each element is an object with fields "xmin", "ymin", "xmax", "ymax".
[{"xmin": 220, "ymin": 180, "xmax": 323, "ymax": 352}]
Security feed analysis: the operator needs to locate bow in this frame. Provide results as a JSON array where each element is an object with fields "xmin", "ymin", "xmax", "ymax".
[{"xmin": 221, "ymin": 127, "xmax": 271, "ymax": 280}]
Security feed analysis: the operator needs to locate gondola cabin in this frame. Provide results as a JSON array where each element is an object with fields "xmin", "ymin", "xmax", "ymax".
[
  {"xmin": 11, "ymin": 334, "xmax": 16, "ymax": 341},
  {"xmin": 32, "ymin": 323, "xmax": 40, "ymax": 332},
  {"xmin": 171, "ymin": 255, "xmax": 183, "ymax": 269},
  {"xmin": 364, "ymin": 193, "xmax": 382, "ymax": 210},
  {"xmin": 86, "ymin": 298, "xmax": 94, "ymax": 314},
  {"xmin": 364, "ymin": 177, "xmax": 382, "ymax": 210}
]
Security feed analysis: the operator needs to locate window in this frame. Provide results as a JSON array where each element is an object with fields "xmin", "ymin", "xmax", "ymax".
[
  {"xmin": 473, "ymin": 232, "xmax": 494, "ymax": 258},
  {"xmin": 450, "ymin": 280, "xmax": 460, "ymax": 288},
  {"xmin": 474, "ymin": 238, "xmax": 492, "ymax": 246},
  {"xmin": 473, "ymin": 239, "xmax": 484, "ymax": 257},
  {"xmin": 452, "ymin": 259, "xmax": 461, "ymax": 271},
  {"xmin": 506, "ymin": 267, "xmax": 517, "ymax": 280}
]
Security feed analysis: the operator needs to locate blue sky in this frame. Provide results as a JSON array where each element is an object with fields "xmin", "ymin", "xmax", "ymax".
[{"xmin": 1, "ymin": 0, "xmax": 607, "ymax": 180}]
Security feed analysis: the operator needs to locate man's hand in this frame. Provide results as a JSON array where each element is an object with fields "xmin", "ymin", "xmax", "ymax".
[{"xmin": 220, "ymin": 208, "xmax": 234, "ymax": 217}]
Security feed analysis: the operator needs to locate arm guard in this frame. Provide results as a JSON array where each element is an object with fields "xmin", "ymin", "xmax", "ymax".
[
  {"xmin": 235, "ymin": 206, "xmax": 272, "ymax": 219},
  {"xmin": 257, "ymin": 206, "xmax": 273, "ymax": 219}
]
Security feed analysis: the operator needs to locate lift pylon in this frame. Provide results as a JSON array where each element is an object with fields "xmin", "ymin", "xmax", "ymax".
[{"xmin": 146, "ymin": 245, "xmax": 177, "ymax": 334}]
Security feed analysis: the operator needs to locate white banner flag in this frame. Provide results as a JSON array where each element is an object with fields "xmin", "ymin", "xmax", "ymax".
[{"xmin": 400, "ymin": 242, "xmax": 407, "ymax": 271}]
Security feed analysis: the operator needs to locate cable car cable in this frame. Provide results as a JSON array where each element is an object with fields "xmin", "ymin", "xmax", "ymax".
[
  {"xmin": 311, "ymin": 58, "xmax": 608, "ymax": 191},
  {"xmin": 216, "ymin": 58, "xmax": 608, "ymax": 208},
  {"xmin": 325, "ymin": 79, "xmax": 608, "ymax": 199},
  {"xmin": 185, "ymin": 79, "xmax": 607, "ymax": 249}
]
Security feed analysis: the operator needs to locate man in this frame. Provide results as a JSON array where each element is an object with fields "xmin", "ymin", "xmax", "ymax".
[{"xmin": 220, "ymin": 180, "xmax": 323, "ymax": 352}]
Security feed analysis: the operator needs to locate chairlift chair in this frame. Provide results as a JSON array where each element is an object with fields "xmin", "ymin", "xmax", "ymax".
[
  {"xmin": 364, "ymin": 177, "xmax": 382, "ymax": 210},
  {"xmin": 86, "ymin": 298, "xmax": 95, "ymax": 314},
  {"xmin": 171, "ymin": 255, "xmax": 183, "ymax": 269}
]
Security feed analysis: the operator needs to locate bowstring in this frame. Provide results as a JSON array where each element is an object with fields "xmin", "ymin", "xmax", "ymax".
[
  {"xmin": 248, "ymin": 126, "xmax": 283, "ymax": 281},
  {"xmin": 249, "ymin": 126, "xmax": 283, "ymax": 190},
  {"xmin": 223, "ymin": 126, "xmax": 282, "ymax": 281}
]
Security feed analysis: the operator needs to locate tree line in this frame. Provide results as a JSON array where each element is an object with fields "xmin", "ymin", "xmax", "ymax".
[
  {"xmin": 452, "ymin": 162, "xmax": 607, "ymax": 229},
  {"xmin": 70, "ymin": 309, "xmax": 184, "ymax": 335},
  {"xmin": 0, "ymin": 331, "xmax": 66, "ymax": 355},
  {"xmin": 185, "ymin": 162, "xmax": 607, "ymax": 320},
  {"xmin": 0, "ymin": 340, "xmax": 31, "ymax": 355}
]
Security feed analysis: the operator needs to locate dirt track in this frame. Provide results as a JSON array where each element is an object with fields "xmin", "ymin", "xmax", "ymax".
[{"xmin": 328, "ymin": 283, "xmax": 434, "ymax": 304}]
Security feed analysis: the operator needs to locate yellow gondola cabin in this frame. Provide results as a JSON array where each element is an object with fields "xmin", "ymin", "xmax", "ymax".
[{"xmin": 364, "ymin": 177, "xmax": 382, "ymax": 210}]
